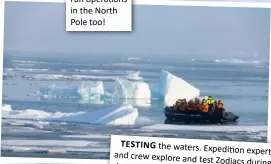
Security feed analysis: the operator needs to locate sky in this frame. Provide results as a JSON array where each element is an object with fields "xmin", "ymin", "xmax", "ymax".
[{"xmin": 4, "ymin": 1, "xmax": 270, "ymax": 60}]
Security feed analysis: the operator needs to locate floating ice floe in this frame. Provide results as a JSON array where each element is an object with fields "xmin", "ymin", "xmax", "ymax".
[
  {"xmin": 78, "ymin": 81, "xmax": 104, "ymax": 99},
  {"xmin": 112, "ymin": 78, "xmax": 151, "ymax": 99},
  {"xmin": 52, "ymin": 104, "xmax": 138, "ymax": 125},
  {"xmin": 38, "ymin": 84, "xmax": 80, "ymax": 99},
  {"xmin": 153, "ymin": 70, "xmax": 200, "ymax": 105},
  {"xmin": 2, "ymin": 104, "xmax": 12, "ymax": 112},
  {"xmin": 141, "ymin": 124, "xmax": 267, "ymax": 133},
  {"xmin": 213, "ymin": 59, "xmax": 262, "ymax": 64},
  {"xmin": 2, "ymin": 104, "xmax": 139, "ymax": 125},
  {"xmin": 2, "ymin": 105, "xmax": 83, "ymax": 119}
]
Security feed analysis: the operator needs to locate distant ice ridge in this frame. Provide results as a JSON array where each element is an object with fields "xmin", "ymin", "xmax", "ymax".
[
  {"xmin": 153, "ymin": 70, "xmax": 200, "ymax": 105},
  {"xmin": 4, "ymin": 68, "xmax": 50, "ymax": 72},
  {"xmin": 213, "ymin": 59, "xmax": 265, "ymax": 64},
  {"xmin": 32, "ymin": 70, "xmax": 143, "ymax": 81},
  {"xmin": 38, "ymin": 84, "xmax": 80, "ymax": 99},
  {"xmin": 11, "ymin": 60, "xmax": 49, "ymax": 64},
  {"xmin": 2, "ymin": 104, "xmax": 138, "ymax": 125},
  {"xmin": 127, "ymin": 57, "xmax": 141, "ymax": 61}
]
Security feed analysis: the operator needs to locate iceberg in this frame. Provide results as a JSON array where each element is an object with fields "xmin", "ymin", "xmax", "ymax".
[
  {"xmin": 54, "ymin": 104, "xmax": 138, "ymax": 125},
  {"xmin": 153, "ymin": 70, "xmax": 200, "ymax": 105},
  {"xmin": 38, "ymin": 84, "xmax": 80, "ymax": 99},
  {"xmin": 112, "ymin": 78, "xmax": 151, "ymax": 99},
  {"xmin": 78, "ymin": 81, "xmax": 104, "ymax": 99},
  {"xmin": 37, "ymin": 81, "xmax": 105, "ymax": 102}
]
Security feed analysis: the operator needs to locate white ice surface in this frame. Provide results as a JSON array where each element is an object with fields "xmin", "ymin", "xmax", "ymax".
[
  {"xmin": 2, "ymin": 104, "xmax": 138, "ymax": 126},
  {"xmin": 2, "ymin": 108, "xmax": 84, "ymax": 119},
  {"xmin": 51, "ymin": 104, "xmax": 138, "ymax": 125},
  {"xmin": 142, "ymin": 124, "xmax": 267, "ymax": 133},
  {"xmin": 153, "ymin": 70, "xmax": 200, "ymax": 105},
  {"xmin": 125, "ymin": 71, "xmax": 143, "ymax": 81},
  {"xmin": 2, "ymin": 139, "xmax": 103, "ymax": 147},
  {"xmin": 1, "ymin": 139, "xmax": 110, "ymax": 153},
  {"xmin": 213, "ymin": 59, "xmax": 262, "ymax": 64},
  {"xmin": 2, "ymin": 104, "xmax": 12, "ymax": 112},
  {"xmin": 78, "ymin": 81, "xmax": 104, "ymax": 99},
  {"xmin": 112, "ymin": 78, "xmax": 151, "ymax": 99},
  {"xmin": 61, "ymin": 134, "xmax": 110, "ymax": 139}
]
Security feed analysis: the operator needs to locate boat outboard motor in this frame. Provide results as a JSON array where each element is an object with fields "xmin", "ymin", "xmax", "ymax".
[{"xmin": 223, "ymin": 112, "xmax": 239, "ymax": 121}]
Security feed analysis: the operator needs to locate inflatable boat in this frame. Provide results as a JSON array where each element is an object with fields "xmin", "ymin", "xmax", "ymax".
[{"xmin": 164, "ymin": 106, "xmax": 239, "ymax": 124}]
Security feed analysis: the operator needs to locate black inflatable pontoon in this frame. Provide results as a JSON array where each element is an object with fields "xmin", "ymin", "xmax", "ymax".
[{"xmin": 164, "ymin": 106, "xmax": 239, "ymax": 124}]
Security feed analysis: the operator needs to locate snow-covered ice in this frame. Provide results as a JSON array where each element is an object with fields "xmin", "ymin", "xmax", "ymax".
[
  {"xmin": 112, "ymin": 78, "xmax": 151, "ymax": 99},
  {"xmin": 2, "ymin": 104, "xmax": 12, "ymax": 112},
  {"xmin": 2, "ymin": 105, "xmax": 84, "ymax": 119},
  {"xmin": 54, "ymin": 104, "xmax": 138, "ymax": 125},
  {"xmin": 2, "ymin": 104, "xmax": 138, "ymax": 126},
  {"xmin": 125, "ymin": 71, "xmax": 143, "ymax": 81},
  {"xmin": 78, "ymin": 81, "xmax": 104, "ymax": 99}
]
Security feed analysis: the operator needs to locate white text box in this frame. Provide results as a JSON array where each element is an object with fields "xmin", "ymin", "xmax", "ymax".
[
  {"xmin": 110, "ymin": 135, "xmax": 271, "ymax": 164},
  {"xmin": 66, "ymin": 0, "xmax": 132, "ymax": 31}
]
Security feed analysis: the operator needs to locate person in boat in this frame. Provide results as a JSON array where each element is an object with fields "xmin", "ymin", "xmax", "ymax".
[
  {"xmin": 180, "ymin": 99, "xmax": 187, "ymax": 111},
  {"xmin": 207, "ymin": 96, "xmax": 215, "ymax": 113},
  {"xmin": 216, "ymin": 100, "xmax": 225, "ymax": 117},
  {"xmin": 194, "ymin": 98, "xmax": 201, "ymax": 109},
  {"xmin": 173, "ymin": 99, "xmax": 187, "ymax": 111},
  {"xmin": 187, "ymin": 99, "xmax": 198, "ymax": 111},
  {"xmin": 200, "ymin": 99, "xmax": 209, "ymax": 114},
  {"xmin": 173, "ymin": 99, "xmax": 182, "ymax": 111}
]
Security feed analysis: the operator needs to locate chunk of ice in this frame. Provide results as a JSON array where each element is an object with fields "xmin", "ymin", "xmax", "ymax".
[
  {"xmin": 153, "ymin": 70, "xmax": 200, "ymax": 105},
  {"xmin": 2, "ymin": 104, "xmax": 12, "ymax": 112},
  {"xmin": 54, "ymin": 104, "xmax": 138, "ymax": 125},
  {"xmin": 112, "ymin": 78, "xmax": 151, "ymax": 99},
  {"xmin": 78, "ymin": 81, "xmax": 104, "ymax": 99}
]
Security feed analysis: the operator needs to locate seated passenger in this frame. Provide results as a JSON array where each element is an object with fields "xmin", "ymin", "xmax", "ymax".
[
  {"xmin": 173, "ymin": 99, "xmax": 181, "ymax": 111},
  {"xmin": 207, "ymin": 96, "xmax": 215, "ymax": 113},
  {"xmin": 217, "ymin": 100, "xmax": 224, "ymax": 109},
  {"xmin": 195, "ymin": 98, "xmax": 200, "ymax": 104},
  {"xmin": 215, "ymin": 100, "xmax": 225, "ymax": 118},
  {"xmin": 194, "ymin": 98, "xmax": 201, "ymax": 109},
  {"xmin": 180, "ymin": 99, "xmax": 188, "ymax": 111},
  {"xmin": 187, "ymin": 99, "xmax": 198, "ymax": 111},
  {"xmin": 201, "ymin": 99, "xmax": 209, "ymax": 113}
]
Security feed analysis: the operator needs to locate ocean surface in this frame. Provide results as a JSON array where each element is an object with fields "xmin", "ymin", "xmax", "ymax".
[{"xmin": 1, "ymin": 54, "xmax": 269, "ymax": 159}]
